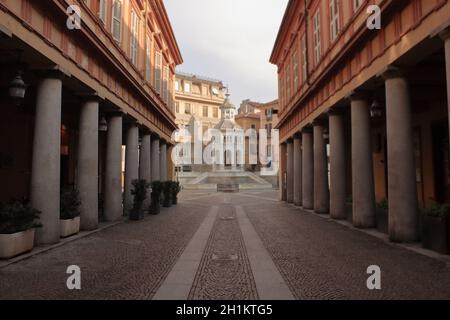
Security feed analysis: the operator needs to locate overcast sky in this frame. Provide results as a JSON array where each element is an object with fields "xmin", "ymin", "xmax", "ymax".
[{"xmin": 164, "ymin": 0, "xmax": 288, "ymax": 109}]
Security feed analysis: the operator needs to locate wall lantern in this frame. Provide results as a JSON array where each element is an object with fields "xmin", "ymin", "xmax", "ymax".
[
  {"xmin": 322, "ymin": 127, "xmax": 330, "ymax": 140},
  {"xmin": 370, "ymin": 99, "xmax": 383, "ymax": 118},
  {"xmin": 9, "ymin": 71, "xmax": 26, "ymax": 100},
  {"xmin": 99, "ymin": 116, "xmax": 108, "ymax": 132}
]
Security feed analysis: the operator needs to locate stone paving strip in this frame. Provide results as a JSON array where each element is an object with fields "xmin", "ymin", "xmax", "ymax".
[
  {"xmin": 235, "ymin": 205, "xmax": 294, "ymax": 300},
  {"xmin": 188, "ymin": 204, "xmax": 259, "ymax": 300},
  {"xmin": 153, "ymin": 206, "xmax": 219, "ymax": 300}
]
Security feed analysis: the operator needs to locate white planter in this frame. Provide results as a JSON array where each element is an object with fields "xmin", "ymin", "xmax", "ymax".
[
  {"xmin": 60, "ymin": 216, "xmax": 80, "ymax": 238},
  {"xmin": 0, "ymin": 229, "xmax": 35, "ymax": 259}
]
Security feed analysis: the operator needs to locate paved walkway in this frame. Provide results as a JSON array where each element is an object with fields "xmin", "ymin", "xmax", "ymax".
[{"xmin": 1, "ymin": 190, "xmax": 450, "ymax": 300}]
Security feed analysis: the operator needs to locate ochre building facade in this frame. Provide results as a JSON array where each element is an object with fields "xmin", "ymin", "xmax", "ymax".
[
  {"xmin": 271, "ymin": 0, "xmax": 450, "ymax": 243},
  {"xmin": 0, "ymin": 0, "xmax": 182, "ymax": 245}
]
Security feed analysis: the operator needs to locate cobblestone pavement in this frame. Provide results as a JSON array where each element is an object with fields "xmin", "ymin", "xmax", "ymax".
[
  {"xmin": 0, "ymin": 202, "xmax": 207, "ymax": 300},
  {"xmin": 189, "ymin": 196, "xmax": 258, "ymax": 300},
  {"xmin": 1, "ymin": 190, "xmax": 450, "ymax": 300}
]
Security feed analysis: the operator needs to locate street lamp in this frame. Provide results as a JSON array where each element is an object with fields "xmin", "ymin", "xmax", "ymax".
[
  {"xmin": 99, "ymin": 115, "xmax": 108, "ymax": 132},
  {"xmin": 9, "ymin": 71, "xmax": 26, "ymax": 101},
  {"xmin": 370, "ymin": 99, "xmax": 383, "ymax": 118}
]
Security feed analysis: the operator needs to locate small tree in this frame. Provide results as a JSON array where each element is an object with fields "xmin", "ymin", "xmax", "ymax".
[
  {"xmin": 130, "ymin": 179, "xmax": 150, "ymax": 220},
  {"xmin": 60, "ymin": 189, "xmax": 81, "ymax": 220},
  {"xmin": 0, "ymin": 199, "xmax": 41, "ymax": 234},
  {"xmin": 171, "ymin": 181, "xmax": 181, "ymax": 205},
  {"xmin": 162, "ymin": 181, "xmax": 172, "ymax": 208},
  {"xmin": 150, "ymin": 181, "xmax": 163, "ymax": 215}
]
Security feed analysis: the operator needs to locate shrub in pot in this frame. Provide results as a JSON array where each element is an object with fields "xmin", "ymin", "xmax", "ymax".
[
  {"xmin": 129, "ymin": 179, "xmax": 150, "ymax": 221},
  {"xmin": 171, "ymin": 181, "xmax": 181, "ymax": 205},
  {"xmin": 162, "ymin": 181, "xmax": 172, "ymax": 208},
  {"xmin": 376, "ymin": 199, "xmax": 389, "ymax": 234},
  {"xmin": 149, "ymin": 181, "xmax": 163, "ymax": 215},
  {"xmin": 421, "ymin": 202, "xmax": 450, "ymax": 254},
  {"xmin": 60, "ymin": 189, "xmax": 81, "ymax": 238},
  {"xmin": 0, "ymin": 199, "xmax": 41, "ymax": 259}
]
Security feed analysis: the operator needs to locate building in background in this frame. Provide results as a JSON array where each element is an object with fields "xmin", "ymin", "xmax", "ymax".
[
  {"xmin": 0, "ymin": 0, "xmax": 182, "ymax": 245},
  {"xmin": 174, "ymin": 72, "xmax": 226, "ymax": 132},
  {"xmin": 238, "ymin": 99, "xmax": 261, "ymax": 115},
  {"xmin": 271, "ymin": 0, "xmax": 450, "ymax": 243}
]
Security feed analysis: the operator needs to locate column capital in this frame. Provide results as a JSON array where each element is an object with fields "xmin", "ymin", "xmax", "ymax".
[
  {"xmin": 346, "ymin": 90, "xmax": 370, "ymax": 102},
  {"xmin": 286, "ymin": 137, "xmax": 294, "ymax": 143},
  {"xmin": 312, "ymin": 118, "xmax": 327, "ymax": 127},
  {"xmin": 35, "ymin": 65, "xmax": 71, "ymax": 80},
  {"xmin": 77, "ymin": 92, "xmax": 105, "ymax": 103},
  {"xmin": 301, "ymin": 125, "xmax": 313, "ymax": 133},
  {"xmin": 293, "ymin": 132, "xmax": 302, "ymax": 140},
  {"xmin": 439, "ymin": 28, "xmax": 450, "ymax": 41},
  {"xmin": 327, "ymin": 106, "xmax": 346, "ymax": 116},
  {"xmin": 378, "ymin": 65, "xmax": 405, "ymax": 80},
  {"xmin": 107, "ymin": 111, "xmax": 125, "ymax": 118},
  {"xmin": 139, "ymin": 126, "xmax": 152, "ymax": 135}
]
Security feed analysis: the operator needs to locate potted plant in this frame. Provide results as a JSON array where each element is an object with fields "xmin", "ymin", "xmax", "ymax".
[
  {"xmin": 129, "ymin": 179, "xmax": 150, "ymax": 221},
  {"xmin": 376, "ymin": 199, "xmax": 389, "ymax": 234},
  {"xmin": 149, "ymin": 181, "xmax": 163, "ymax": 215},
  {"xmin": 421, "ymin": 202, "xmax": 450, "ymax": 254},
  {"xmin": 171, "ymin": 181, "xmax": 181, "ymax": 205},
  {"xmin": 60, "ymin": 189, "xmax": 81, "ymax": 238},
  {"xmin": 162, "ymin": 181, "xmax": 172, "ymax": 208},
  {"xmin": 0, "ymin": 199, "xmax": 41, "ymax": 259}
]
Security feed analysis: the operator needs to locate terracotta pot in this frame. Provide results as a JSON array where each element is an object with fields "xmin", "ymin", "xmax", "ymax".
[{"xmin": 0, "ymin": 229, "xmax": 35, "ymax": 259}]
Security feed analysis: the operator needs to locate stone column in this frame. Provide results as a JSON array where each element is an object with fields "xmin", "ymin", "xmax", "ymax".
[
  {"xmin": 152, "ymin": 136, "xmax": 160, "ymax": 181},
  {"xmin": 160, "ymin": 142, "xmax": 168, "ymax": 181},
  {"xmin": 124, "ymin": 123, "xmax": 139, "ymax": 215},
  {"xmin": 140, "ymin": 130, "xmax": 152, "ymax": 208},
  {"xmin": 350, "ymin": 93, "xmax": 376, "ymax": 228},
  {"xmin": 279, "ymin": 143, "xmax": 287, "ymax": 201},
  {"xmin": 104, "ymin": 114, "xmax": 123, "ymax": 222},
  {"xmin": 139, "ymin": 131, "xmax": 152, "ymax": 182},
  {"xmin": 31, "ymin": 74, "xmax": 62, "ymax": 245},
  {"xmin": 383, "ymin": 67, "xmax": 418, "ymax": 242},
  {"xmin": 286, "ymin": 139, "xmax": 294, "ymax": 203},
  {"xmin": 302, "ymin": 128, "xmax": 314, "ymax": 209},
  {"xmin": 78, "ymin": 98, "xmax": 99, "ymax": 231},
  {"xmin": 329, "ymin": 110, "xmax": 346, "ymax": 220},
  {"xmin": 293, "ymin": 134, "xmax": 302, "ymax": 206},
  {"xmin": 313, "ymin": 121, "xmax": 329, "ymax": 213}
]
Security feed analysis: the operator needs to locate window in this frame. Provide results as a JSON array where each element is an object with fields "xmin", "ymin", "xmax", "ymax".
[
  {"xmin": 354, "ymin": 0, "xmax": 364, "ymax": 11},
  {"xmin": 98, "ymin": 0, "xmax": 107, "ymax": 24},
  {"xmin": 279, "ymin": 73, "xmax": 284, "ymax": 109},
  {"xmin": 155, "ymin": 51, "xmax": 162, "ymax": 94},
  {"xmin": 301, "ymin": 36, "xmax": 307, "ymax": 81},
  {"xmin": 330, "ymin": 0, "xmax": 340, "ymax": 42},
  {"xmin": 184, "ymin": 82, "xmax": 191, "ymax": 93},
  {"xmin": 175, "ymin": 81, "xmax": 180, "ymax": 91},
  {"xmin": 130, "ymin": 10, "xmax": 139, "ymax": 66},
  {"xmin": 293, "ymin": 49, "xmax": 298, "ymax": 90},
  {"xmin": 285, "ymin": 60, "xmax": 291, "ymax": 100},
  {"xmin": 251, "ymin": 124, "xmax": 256, "ymax": 129},
  {"xmin": 185, "ymin": 103, "xmax": 191, "ymax": 114},
  {"xmin": 111, "ymin": 0, "xmax": 122, "ymax": 42},
  {"xmin": 213, "ymin": 107, "xmax": 218, "ymax": 118},
  {"xmin": 163, "ymin": 65, "xmax": 169, "ymax": 104},
  {"xmin": 202, "ymin": 106, "xmax": 209, "ymax": 117},
  {"xmin": 313, "ymin": 10, "xmax": 322, "ymax": 65},
  {"xmin": 175, "ymin": 102, "xmax": 180, "ymax": 113},
  {"xmin": 145, "ymin": 35, "xmax": 152, "ymax": 81},
  {"xmin": 212, "ymin": 87, "xmax": 219, "ymax": 96}
]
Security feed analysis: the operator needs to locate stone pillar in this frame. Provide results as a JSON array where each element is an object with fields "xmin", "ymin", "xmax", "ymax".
[
  {"xmin": 139, "ymin": 131, "xmax": 152, "ymax": 182},
  {"xmin": 313, "ymin": 121, "xmax": 329, "ymax": 213},
  {"xmin": 104, "ymin": 114, "xmax": 123, "ymax": 222},
  {"xmin": 152, "ymin": 136, "xmax": 160, "ymax": 181},
  {"xmin": 329, "ymin": 111, "xmax": 346, "ymax": 220},
  {"xmin": 286, "ymin": 139, "xmax": 294, "ymax": 203},
  {"xmin": 31, "ymin": 74, "xmax": 62, "ymax": 245},
  {"xmin": 78, "ymin": 98, "xmax": 99, "ymax": 231},
  {"xmin": 124, "ymin": 123, "xmax": 139, "ymax": 215},
  {"xmin": 350, "ymin": 93, "xmax": 376, "ymax": 228},
  {"xmin": 383, "ymin": 67, "xmax": 418, "ymax": 242},
  {"xmin": 279, "ymin": 143, "xmax": 287, "ymax": 201},
  {"xmin": 302, "ymin": 128, "xmax": 314, "ymax": 209},
  {"xmin": 160, "ymin": 142, "xmax": 168, "ymax": 181},
  {"xmin": 140, "ymin": 131, "xmax": 152, "ymax": 208},
  {"xmin": 293, "ymin": 134, "xmax": 302, "ymax": 206}
]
